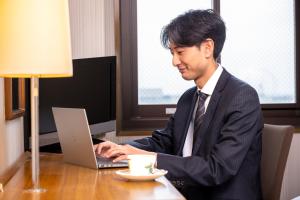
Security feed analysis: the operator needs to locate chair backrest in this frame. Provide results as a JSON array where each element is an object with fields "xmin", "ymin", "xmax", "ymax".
[{"xmin": 261, "ymin": 124, "xmax": 294, "ymax": 200}]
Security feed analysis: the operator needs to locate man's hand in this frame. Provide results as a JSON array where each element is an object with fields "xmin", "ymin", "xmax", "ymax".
[
  {"xmin": 93, "ymin": 141, "xmax": 119, "ymax": 156},
  {"xmin": 93, "ymin": 141, "xmax": 156, "ymax": 162}
]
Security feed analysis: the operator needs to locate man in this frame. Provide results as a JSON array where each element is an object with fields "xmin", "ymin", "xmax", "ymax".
[{"xmin": 94, "ymin": 9, "xmax": 263, "ymax": 200}]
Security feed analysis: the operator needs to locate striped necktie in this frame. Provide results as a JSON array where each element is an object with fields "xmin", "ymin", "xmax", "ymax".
[{"xmin": 193, "ymin": 91, "xmax": 208, "ymax": 141}]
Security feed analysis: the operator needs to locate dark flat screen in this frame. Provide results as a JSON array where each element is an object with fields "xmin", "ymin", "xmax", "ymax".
[{"xmin": 39, "ymin": 56, "xmax": 116, "ymax": 134}]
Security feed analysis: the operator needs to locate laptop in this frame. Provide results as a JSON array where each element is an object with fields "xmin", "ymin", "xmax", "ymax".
[{"xmin": 52, "ymin": 107, "xmax": 128, "ymax": 169}]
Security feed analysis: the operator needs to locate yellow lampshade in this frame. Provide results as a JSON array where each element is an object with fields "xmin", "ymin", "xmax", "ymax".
[{"xmin": 0, "ymin": 0, "xmax": 73, "ymax": 78}]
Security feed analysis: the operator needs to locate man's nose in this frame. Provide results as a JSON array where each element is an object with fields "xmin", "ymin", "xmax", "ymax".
[{"xmin": 172, "ymin": 54, "xmax": 181, "ymax": 67}]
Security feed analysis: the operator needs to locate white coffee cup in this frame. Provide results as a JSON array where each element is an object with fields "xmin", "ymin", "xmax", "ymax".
[{"xmin": 128, "ymin": 154, "xmax": 156, "ymax": 175}]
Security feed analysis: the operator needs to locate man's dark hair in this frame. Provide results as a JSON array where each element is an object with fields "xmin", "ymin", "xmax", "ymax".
[{"xmin": 161, "ymin": 9, "xmax": 226, "ymax": 60}]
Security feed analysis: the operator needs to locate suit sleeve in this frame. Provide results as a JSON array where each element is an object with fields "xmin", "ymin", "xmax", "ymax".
[
  {"xmin": 157, "ymin": 86, "xmax": 263, "ymax": 187},
  {"xmin": 127, "ymin": 115, "xmax": 175, "ymax": 154}
]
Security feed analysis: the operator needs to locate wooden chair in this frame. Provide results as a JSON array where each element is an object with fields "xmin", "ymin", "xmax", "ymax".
[{"xmin": 261, "ymin": 124, "xmax": 294, "ymax": 200}]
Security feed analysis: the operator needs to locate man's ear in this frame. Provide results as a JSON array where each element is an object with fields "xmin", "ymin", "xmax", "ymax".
[{"xmin": 203, "ymin": 38, "xmax": 214, "ymax": 59}]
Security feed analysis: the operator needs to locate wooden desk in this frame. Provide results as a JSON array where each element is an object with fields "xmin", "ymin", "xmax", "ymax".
[{"xmin": 0, "ymin": 153, "xmax": 185, "ymax": 200}]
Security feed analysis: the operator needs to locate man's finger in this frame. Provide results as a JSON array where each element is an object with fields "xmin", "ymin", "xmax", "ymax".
[
  {"xmin": 93, "ymin": 144, "xmax": 97, "ymax": 151},
  {"xmin": 113, "ymin": 154, "xmax": 128, "ymax": 162},
  {"xmin": 96, "ymin": 144, "xmax": 103, "ymax": 155},
  {"xmin": 105, "ymin": 147, "xmax": 125, "ymax": 158},
  {"xmin": 96, "ymin": 141, "xmax": 111, "ymax": 155}
]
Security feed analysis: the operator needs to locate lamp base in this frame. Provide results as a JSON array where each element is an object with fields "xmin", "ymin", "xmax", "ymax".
[{"xmin": 27, "ymin": 77, "xmax": 46, "ymax": 193}]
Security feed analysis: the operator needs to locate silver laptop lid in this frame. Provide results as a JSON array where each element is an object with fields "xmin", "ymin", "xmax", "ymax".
[{"xmin": 52, "ymin": 107, "xmax": 98, "ymax": 169}]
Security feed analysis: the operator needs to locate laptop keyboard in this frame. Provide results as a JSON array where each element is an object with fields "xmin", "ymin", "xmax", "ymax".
[{"xmin": 96, "ymin": 157, "xmax": 128, "ymax": 168}]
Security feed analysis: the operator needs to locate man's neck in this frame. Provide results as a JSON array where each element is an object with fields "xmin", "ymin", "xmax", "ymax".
[{"xmin": 195, "ymin": 61, "xmax": 218, "ymax": 89}]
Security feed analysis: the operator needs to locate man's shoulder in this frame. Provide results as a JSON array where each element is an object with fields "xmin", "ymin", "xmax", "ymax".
[
  {"xmin": 182, "ymin": 86, "xmax": 197, "ymax": 96},
  {"xmin": 220, "ymin": 70, "xmax": 261, "ymax": 110},
  {"xmin": 177, "ymin": 86, "xmax": 197, "ymax": 103},
  {"xmin": 222, "ymin": 69, "xmax": 258, "ymax": 95}
]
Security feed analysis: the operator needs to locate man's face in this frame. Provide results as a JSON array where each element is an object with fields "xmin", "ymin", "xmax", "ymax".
[{"xmin": 169, "ymin": 41, "xmax": 212, "ymax": 81}]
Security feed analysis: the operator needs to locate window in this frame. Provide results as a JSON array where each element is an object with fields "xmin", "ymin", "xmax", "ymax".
[
  {"xmin": 137, "ymin": 0, "xmax": 212, "ymax": 105},
  {"xmin": 118, "ymin": 0, "xmax": 300, "ymax": 134},
  {"xmin": 221, "ymin": 0, "xmax": 296, "ymax": 104}
]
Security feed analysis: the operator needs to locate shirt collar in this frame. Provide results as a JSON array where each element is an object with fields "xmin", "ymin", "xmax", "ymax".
[{"xmin": 198, "ymin": 64, "xmax": 223, "ymax": 96}]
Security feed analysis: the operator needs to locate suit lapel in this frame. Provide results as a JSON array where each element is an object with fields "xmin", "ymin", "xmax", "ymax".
[
  {"xmin": 176, "ymin": 88, "xmax": 198, "ymax": 155},
  {"xmin": 192, "ymin": 70, "xmax": 231, "ymax": 155}
]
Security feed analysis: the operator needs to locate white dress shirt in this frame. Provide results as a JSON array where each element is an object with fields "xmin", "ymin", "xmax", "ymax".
[{"xmin": 182, "ymin": 65, "xmax": 224, "ymax": 157}]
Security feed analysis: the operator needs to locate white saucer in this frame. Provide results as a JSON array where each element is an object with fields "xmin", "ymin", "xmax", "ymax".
[{"xmin": 115, "ymin": 169, "xmax": 168, "ymax": 181}]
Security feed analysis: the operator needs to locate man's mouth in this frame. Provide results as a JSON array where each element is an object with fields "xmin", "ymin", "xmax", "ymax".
[{"xmin": 178, "ymin": 68, "xmax": 186, "ymax": 73}]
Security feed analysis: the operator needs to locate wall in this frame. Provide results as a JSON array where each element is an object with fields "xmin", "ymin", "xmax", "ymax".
[
  {"xmin": 69, "ymin": 0, "xmax": 115, "ymax": 59},
  {"xmin": 0, "ymin": 79, "xmax": 24, "ymax": 175}
]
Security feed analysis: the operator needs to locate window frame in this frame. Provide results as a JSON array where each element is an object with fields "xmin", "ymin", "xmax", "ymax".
[{"xmin": 117, "ymin": 0, "xmax": 300, "ymax": 135}]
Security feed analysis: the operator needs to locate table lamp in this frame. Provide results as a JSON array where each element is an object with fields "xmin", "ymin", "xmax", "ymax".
[{"xmin": 0, "ymin": 0, "xmax": 73, "ymax": 192}]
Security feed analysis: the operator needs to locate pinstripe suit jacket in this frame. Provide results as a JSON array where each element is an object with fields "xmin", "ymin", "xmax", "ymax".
[{"xmin": 129, "ymin": 69, "xmax": 263, "ymax": 200}]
